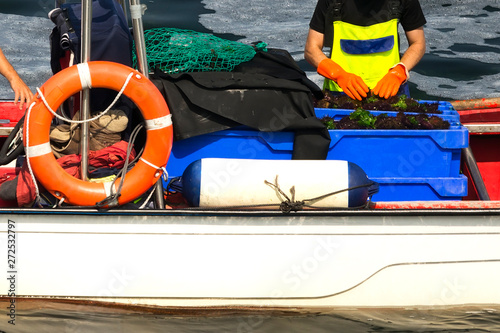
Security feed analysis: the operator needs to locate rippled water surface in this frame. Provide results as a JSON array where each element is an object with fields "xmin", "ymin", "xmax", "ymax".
[{"xmin": 0, "ymin": 0, "xmax": 499, "ymax": 100}]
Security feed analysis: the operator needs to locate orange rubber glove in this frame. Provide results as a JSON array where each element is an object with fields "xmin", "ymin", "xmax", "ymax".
[
  {"xmin": 373, "ymin": 63, "xmax": 409, "ymax": 99},
  {"xmin": 317, "ymin": 58, "xmax": 369, "ymax": 101}
]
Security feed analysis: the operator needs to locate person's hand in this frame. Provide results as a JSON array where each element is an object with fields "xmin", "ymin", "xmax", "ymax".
[
  {"xmin": 317, "ymin": 58, "xmax": 368, "ymax": 101},
  {"xmin": 9, "ymin": 76, "xmax": 33, "ymax": 110},
  {"xmin": 373, "ymin": 63, "xmax": 408, "ymax": 99}
]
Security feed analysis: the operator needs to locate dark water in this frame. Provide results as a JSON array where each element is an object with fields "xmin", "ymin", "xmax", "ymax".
[
  {"xmin": 1, "ymin": 1, "xmax": 500, "ymax": 332},
  {"xmin": 1, "ymin": 0, "xmax": 500, "ymax": 100},
  {"xmin": 0, "ymin": 0, "xmax": 241, "ymax": 38}
]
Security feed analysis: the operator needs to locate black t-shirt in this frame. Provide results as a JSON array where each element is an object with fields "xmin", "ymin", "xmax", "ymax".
[{"xmin": 309, "ymin": 0, "xmax": 426, "ymax": 34}]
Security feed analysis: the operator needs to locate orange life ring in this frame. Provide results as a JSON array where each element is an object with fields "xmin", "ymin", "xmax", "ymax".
[{"xmin": 24, "ymin": 61, "xmax": 173, "ymax": 207}]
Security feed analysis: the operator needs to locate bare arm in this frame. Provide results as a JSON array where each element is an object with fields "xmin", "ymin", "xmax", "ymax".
[
  {"xmin": 372, "ymin": 27, "xmax": 426, "ymax": 98},
  {"xmin": 304, "ymin": 28, "xmax": 328, "ymax": 69},
  {"xmin": 0, "ymin": 48, "xmax": 33, "ymax": 109},
  {"xmin": 400, "ymin": 27, "xmax": 426, "ymax": 72}
]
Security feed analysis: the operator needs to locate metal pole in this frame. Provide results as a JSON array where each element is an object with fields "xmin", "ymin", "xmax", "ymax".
[
  {"xmin": 462, "ymin": 147, "xmax": 490, "ymax": 200},
  {"xmin": 129, "ymin": 0, "xmax": 148, "ymax": 76},
  {"xmin": 79, "ymin": 0, "xmax": 92, "ymax": 181},
  {"xmin": 128, "ymin": 0, "xmax": 165, "ymax": 209}
]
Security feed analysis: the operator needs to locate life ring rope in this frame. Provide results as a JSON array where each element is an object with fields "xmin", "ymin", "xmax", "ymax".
[{"xmin": 35, "ymin": 68, "xmax": 134, "ymax": 126}]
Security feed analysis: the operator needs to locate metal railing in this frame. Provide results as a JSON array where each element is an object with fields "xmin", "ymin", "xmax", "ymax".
[{"xmin": 79, "ymin": 0, "xmax": 92, "ymax": 180}]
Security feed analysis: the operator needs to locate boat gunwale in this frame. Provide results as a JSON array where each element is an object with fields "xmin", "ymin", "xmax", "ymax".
[{"xmin": 2, "ymin": 206, "xmax": 500, "ymax": 217}]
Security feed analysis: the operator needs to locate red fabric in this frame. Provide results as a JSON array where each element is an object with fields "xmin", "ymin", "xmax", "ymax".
[
  {"xmin": 16, "ymin": 141, "xmax": 135, "ymax": 207},
  {"xmin": 16, "ymin": 162, "xmax": 39, "ymax": 207},
  {"xmin": 165, "ymin": 192, "xmax": 190, "ymax": 209}
]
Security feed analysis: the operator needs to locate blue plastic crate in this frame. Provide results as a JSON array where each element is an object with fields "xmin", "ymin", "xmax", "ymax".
[
  {"xmin": 325, "ymin": 126, "xmax": 468, "ymax": 178},
  {"xmin": 314, "ymin": 108, "xmax": 461, "ymax": 126},
  {"xmin": 165, "ymin": 114, "xmax": 469, "ymax": 200},
  {"xmin": 166, "ymin": 129, "xmax": 295, "ymax": 178},
  {"xmin": 370, "ymin": 175, "xmax": 468, "ymax": 201},
  {"xmin": 313, "ymin": 108, "xmax": 468, "ymax": 178},
  {"xmin": 166, "ymin": 125, "xmax": 467, "ymax": 178},
  {"xmin": 315, "ymin": 99, "xmax": 460, "ymax": 122},
  {"xmin": 419, "ymin": 100, "xmax": 456, "ymax": 113}
]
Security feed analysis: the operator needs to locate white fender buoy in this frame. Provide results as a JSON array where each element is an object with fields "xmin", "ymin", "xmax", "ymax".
[{"xmin": 181, "ymin": 158, "xmax": 378, "ymax": 209}]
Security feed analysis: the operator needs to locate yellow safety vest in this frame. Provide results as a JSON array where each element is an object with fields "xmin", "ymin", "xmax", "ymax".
[{"xmin": 324, "ymin": 18, "xmax": 400, "ymax": 92}]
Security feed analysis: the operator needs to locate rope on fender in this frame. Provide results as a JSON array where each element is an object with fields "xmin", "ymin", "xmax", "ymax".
[
  {"xmin": 264, "ymin": 175, "xmax": 378, "ymax": 213},
  {"xmin": 264, "ymin": 176, "xmax": 303, "ymax": 213}
]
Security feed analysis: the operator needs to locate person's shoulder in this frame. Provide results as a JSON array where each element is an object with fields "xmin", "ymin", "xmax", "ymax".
[
  {"xmin": 402, "ymin": 0, "xmax": 423, "ymax": 11},
  {"xmin": 400, "ymin": 0, "xmax": 426, "ymax": 30}
]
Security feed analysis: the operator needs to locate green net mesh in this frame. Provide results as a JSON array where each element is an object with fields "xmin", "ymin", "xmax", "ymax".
[{"xmin": 133, "ymin": 28, "xmax": 265, "ymax": 74}]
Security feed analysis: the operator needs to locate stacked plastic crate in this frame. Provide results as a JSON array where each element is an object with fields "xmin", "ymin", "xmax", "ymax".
[
  {"xmin": 165, "ymin": 100, "xmax": 468, "ymax": 202},
  {"xmin": 314, "ymin": 101, "xmax": 468, "ymax": 201}
]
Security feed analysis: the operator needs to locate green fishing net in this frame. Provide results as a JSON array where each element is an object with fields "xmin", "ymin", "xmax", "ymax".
[{"xmin": 133, "ymin": 27, "xmax": 266, "ymax": 73}]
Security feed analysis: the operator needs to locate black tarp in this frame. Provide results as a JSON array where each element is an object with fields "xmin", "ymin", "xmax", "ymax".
[{"xmin": 152, "ymin": 49, "xmax": 331, "ymax": 160}]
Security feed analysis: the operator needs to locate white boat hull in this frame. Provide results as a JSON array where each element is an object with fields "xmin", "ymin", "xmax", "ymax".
[{"xmin": 1, "ymin": 209, "xmax": 500, "ymax": 310}]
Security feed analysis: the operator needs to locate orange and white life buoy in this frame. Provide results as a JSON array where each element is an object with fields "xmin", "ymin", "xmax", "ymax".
[{"xmin": 24, "ymin": 61, "xmax": 173, "ymax": 207}]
